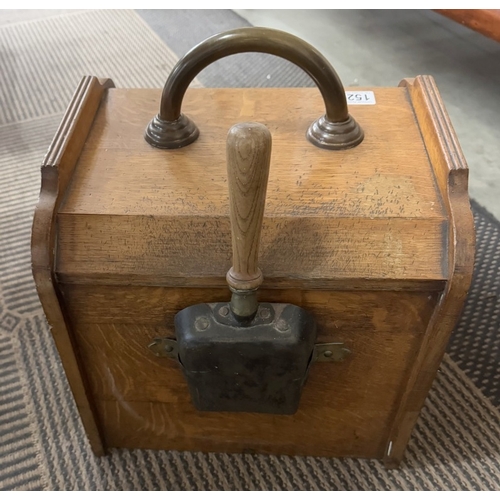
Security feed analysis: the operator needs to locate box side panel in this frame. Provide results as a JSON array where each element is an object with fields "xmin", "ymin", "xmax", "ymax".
[
  {"xmin": 31, "ymin": 76, "xmax": 115, "ymax": 456},
  {"xmin": 381, "ymin": 76, "xmax": 476, "ymax": 466}
]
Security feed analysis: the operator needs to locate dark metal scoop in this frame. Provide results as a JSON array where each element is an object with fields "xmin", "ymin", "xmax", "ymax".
[{"xmin": 149, "ymin": 123, "xmax": 348, "ymax": 414}]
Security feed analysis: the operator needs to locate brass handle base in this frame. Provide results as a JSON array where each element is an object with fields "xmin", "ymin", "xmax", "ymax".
[
  {"xmin": 144, "ymin": 113, "xmax": 199, "ymax": 149},
  {"xmin": 307, "ymin": 115, "xmax": 364, "ymax": 150},
  {"xmin": 146, "ymin": 113, "xmax": 365, "ymax": 151},
  {"xmin": 228, "ymin": 289, "xmax": 259, "ymax": 321}
]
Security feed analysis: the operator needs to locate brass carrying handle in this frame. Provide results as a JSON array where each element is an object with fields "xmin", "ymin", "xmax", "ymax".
[{"xmin": 144, "ymin": 27, "xmax": 364, "ymax": 150}]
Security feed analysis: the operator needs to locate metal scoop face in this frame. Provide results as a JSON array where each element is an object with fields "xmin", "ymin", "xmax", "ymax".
[{"xmin": 174, "ymin": 302, "xmax": 316, "ymax": 414}]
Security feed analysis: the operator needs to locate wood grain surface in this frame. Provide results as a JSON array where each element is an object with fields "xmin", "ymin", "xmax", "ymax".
[
  {"xmin": 435, "ymin": 9, "xmax": 500, "ymax": 43},
  {"xmin": 31, "ymin": 76, "xmax": 114, "ymax": 456},
  {"xmin": 226, "ymin": 122, "xmax": 271, "ymax": 290},
  {"xmin": 382, "ymin": 76, "xmax": 475, "ymax": 467},
  {"xmin": 59, "ymin": 88, "xmax": 443, "ymax": 219},
  {"xmin": 95, "ymin": 399, "xmax": 389, "ymax": 457},
  {"xmin": 64, "ymin": 287, "xmax": 439, "ymax": 458},
  {"xmin": 55, "ymin": 215, "xmax": 448, "ymax": 287},
  {"xmin": 56, "ymin": 87, "xmax": 447, "ymax": 288}
]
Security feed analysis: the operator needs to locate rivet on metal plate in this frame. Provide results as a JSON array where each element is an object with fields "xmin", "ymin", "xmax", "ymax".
[
  {"xmin": 259, "ymin": 308, "xmax": 271, "ymax": 319},
  {"xmin": 313, "ymin": 343, "xmax": 351, "ymax": 363},
  {"xmin": 276, "ymin": 319, "xmax": 289, "ymax": 332},
  {"xmin": 148, "ymin": 338, "xmax": 178, "ymax": 359},
  {"xmin": 195, "ymin": 317, "xmax": 210, "ymax": 331}
]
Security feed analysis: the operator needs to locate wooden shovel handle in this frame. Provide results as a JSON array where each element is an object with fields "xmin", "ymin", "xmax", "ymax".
[{"xmin": 226, "ymin": 123, "xmax": 272, "ymax": 291}]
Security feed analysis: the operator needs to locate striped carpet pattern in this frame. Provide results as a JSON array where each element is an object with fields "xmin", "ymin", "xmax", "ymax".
[
  {"xmin": 0, "ymin": 10, "xmax": 182, "ymax": 125},
  {"xmin": 138, "ymin": 9, "xmax": 316, "ymax": 90},
  {"xmin": 1, "ymin": 9, "xmax": 500, "ymax": 491},
  {"xmin": 448, "ymin": 200, "xmax": 500, "ymax": 407},
  {"xmin": 0, "ymin": 334, "xmax": 43, "ymax": 490}
]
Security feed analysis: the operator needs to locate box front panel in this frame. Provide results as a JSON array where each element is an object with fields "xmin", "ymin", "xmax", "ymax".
[{"xmin": 63, "ymin": 285, "xmax": 440, "ymax": 458}]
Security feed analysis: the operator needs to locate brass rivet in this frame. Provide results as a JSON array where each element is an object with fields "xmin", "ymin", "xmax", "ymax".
[
  {"xmin": 260, "ymin": 308, "xmax": 271, "ymax": 319},
  {"xmin": 324, "ymin": 350, "xmax": 333, "ymax": 358},
  {"xmin": 276, "ymin": 319, "xmax": 288, "ymax": 331},
  {"xmin": 195, "ymin": 317, "xmax": 210, "ymax": 331},
  {"xmin": 219, "ymin": 306, "xmax": 229, "ymax": 317}
]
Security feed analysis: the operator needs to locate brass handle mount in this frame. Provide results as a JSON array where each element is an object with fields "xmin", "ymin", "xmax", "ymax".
[{"xmin": 144, "ymin": 27, "xmax": 364, "ymax": 151}]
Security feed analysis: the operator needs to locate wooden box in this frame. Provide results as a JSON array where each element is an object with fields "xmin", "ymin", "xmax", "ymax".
[{"xmin": 32, "ymin": 29, "xmax": 474, "ymax": 467}]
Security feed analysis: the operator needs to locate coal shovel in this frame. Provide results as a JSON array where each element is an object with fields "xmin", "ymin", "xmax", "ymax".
[{"xmin": 150, "ymin": 122, "xmax": 349, "ymax": 414}]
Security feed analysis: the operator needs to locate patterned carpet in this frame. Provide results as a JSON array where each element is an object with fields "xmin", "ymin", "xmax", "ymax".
[{"xmin": 0, "ymin": 9, "xmax": 499, "ymax": 490}]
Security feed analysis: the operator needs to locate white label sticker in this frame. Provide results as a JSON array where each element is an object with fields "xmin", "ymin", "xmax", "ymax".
[{"xmin": 345, "ymin": 90, "xmax": 376, "ymax": 105}]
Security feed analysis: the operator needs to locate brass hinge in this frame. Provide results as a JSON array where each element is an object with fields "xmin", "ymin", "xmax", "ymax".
[
  {"xmin": 149, "ymin": 338, "xmax": 350, "ymax": 363},
  {"xmin": 313, "ymin": 342, "xmax": 351, "ymax": 362},
  {"xmin": 148, "ymin": 338, "xmax": 178, "ymax": 359}
]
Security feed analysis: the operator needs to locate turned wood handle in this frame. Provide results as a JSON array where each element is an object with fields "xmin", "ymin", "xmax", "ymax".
[
  {"xmin": 226, "ymin": 123, "xmax": 271, "ymax": 291},
  {"xmin": 144, "ymin": 27, "xmax": 363, "ymax": 150}
]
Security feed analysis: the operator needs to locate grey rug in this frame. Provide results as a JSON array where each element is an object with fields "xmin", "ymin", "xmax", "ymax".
[{"xmin": 1, "ymin": 9, "xmax": 499, "ymax": 491}]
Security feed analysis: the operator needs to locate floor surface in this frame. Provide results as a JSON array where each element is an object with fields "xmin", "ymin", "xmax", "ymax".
[{"xmin": 235, "ymin": 9, "xmax": 500, "ymax": 220}]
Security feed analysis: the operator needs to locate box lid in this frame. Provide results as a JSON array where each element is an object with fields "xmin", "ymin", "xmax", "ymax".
[{"xmin": 56, "ymin": 86, "xmax": 447, "ymax": 290}]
